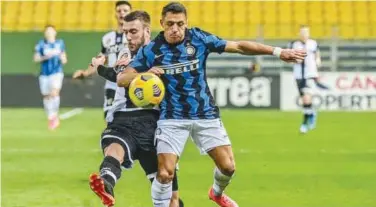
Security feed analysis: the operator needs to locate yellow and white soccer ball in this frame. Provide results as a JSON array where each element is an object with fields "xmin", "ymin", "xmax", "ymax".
[{"xmin": 129, "ymin": 73, "xmax": 165, "ymax": 107}]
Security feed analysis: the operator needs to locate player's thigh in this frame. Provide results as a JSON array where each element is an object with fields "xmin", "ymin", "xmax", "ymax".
[
  {"xmin": 39, "ymin": 75, "xmax": 50, "ymax": 96},
  {"xmin": 191, "ymin": 119, "xmax": 231, "ymax": 155},
  {"xmin": 101, "ymin": 123, "xmax": 138, "ymax": 169},
  {"xmin": 50, "ymin": 73, "xmax": 64, "ymax": 96},
  {"xmin": 155, "ymin": 119, "xmax": 192, "ymax": 157}
]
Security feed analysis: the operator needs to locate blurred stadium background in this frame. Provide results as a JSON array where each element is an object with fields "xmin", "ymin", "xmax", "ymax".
[{"xmin": 1, "ymin": 1, "xmax": 376, "ymax": 207}]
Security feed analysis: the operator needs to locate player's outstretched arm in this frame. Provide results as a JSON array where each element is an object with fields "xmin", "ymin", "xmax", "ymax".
[
  {"xmin": 117, "ymin": 66, "xmax": 138, "ymax": 87},
  {"xmin": 73, "ymin": 55, "xmax": 106, "ymax": 79},
  {"xmin": 224, "ymin": 41, "xmax": 307, "ymax": 63}
]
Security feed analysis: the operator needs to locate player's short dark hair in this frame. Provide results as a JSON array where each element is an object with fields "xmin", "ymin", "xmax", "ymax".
[
  {"xmin": 300, "ymin": 25, "xmax": 309, "ymax": 29},
  {"xmin": 115, "ymin": 1, "xmax": 132, "ymax": 9},
  {"xmin": 124, "ymin": 10, "xmax": 151, "ymax": 26},
  {"xmin": 162, "ymin": 2, "xmax": 187, "ymax": 18}
]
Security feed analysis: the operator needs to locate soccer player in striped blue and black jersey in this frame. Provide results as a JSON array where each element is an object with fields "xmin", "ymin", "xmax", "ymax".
[
  {"xmin": 33, "ymin": 25, "xmax": 67, "ymax": 130},
  {"xmin": 118, "ymin": 2, "xmax": 306, "ymax": 207}
]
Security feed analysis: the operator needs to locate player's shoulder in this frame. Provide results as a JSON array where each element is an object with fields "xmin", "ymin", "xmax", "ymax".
[
  {"xmin": 101, "ymin": 31, "xmax": 116, "ymax": 41},
  {"xmin": 307, "ymin": 39, "xmax": 318, "ymax": 45},
  {"xmin": 56, "ymin": 39, "xmax": 65, "ymax": 44},
  {"xmin": 189, "ymin": 27, "xmax": 212, "ymax": 38},
  {"xmin": 36, "ymin": 39, "xmax": 45, "ymax": 46}
]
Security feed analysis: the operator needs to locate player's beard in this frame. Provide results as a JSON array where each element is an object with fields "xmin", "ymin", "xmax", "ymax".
[{"xmin": 130, "ymin": 35, "xmax": 146, "ymax": 56}]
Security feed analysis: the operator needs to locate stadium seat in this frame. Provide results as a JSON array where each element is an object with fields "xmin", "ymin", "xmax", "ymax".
[
  {"xmin": 2, "ymin": 1, "xmax": 19, "ymax": 31},
  {"xmin": 308, "ymin": 2, "xmax": 323, "ymax": 24},
  {"xmin": 48, "ymin": 1, "xmax": 64, "ymax": 29},
  {"xmin": 200, "ymin": 1, "xmax": 216, "ymax": 33},
  {"xmin": 93, "ymin": 1, "xmax": 111, "ymax": 31},
  {"xmin": 63, "ymin": 2, "xmax": 80, "ymax": 30},
  {"xmin": 33, "ymin": 1, "xmax": 49, "ymax": 30},
  {"xmin": 248, "ymin": 2, "xmax": 262, "ymax": 25},
  {"xmin": 292, "ymin": 2, "xmax": 308, "ymax": 25},
  {"xmin": 371, "ymin": 2, "xmax": 376, "ymax": 23},
  {"xmin": 263, "ymin": 1, "xmax": 277, "ymax": 24},
  {"xmin": 79, "ymin": 1, "xmax": 95, "ymax": 30},
  {"xmin": 323, "ymin": 1, "xmax": 339, "ymax": 25},
  {"xmin": 0, "ymin": 1, "xmax": 373, "ymax": 40},
  {"xmin": 338, "ymin": 2, "xmax": 353, "ymax": 25},
  {"xmin": 278, "ymin": 2, "xmax": 292, "ymax": 24},
  {"xmin": 232, "ymin": 2, "xmax": 247, "ymax": 24},
  {"xmin": 185, "ymin": 1, "xmax": 200, "ymax": 28},
  {"xmin": 17, "ymin": 2, "xmax": 34, "ymax": 31}
]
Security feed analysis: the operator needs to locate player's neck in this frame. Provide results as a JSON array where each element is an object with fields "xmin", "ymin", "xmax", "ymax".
[
  {"xmin": 116, "ymin": 25, "xmax": 123, "ymax": 34},
  {"xmin": 45, "ymin": 38, "xmax": 56, "ymax": 43}
]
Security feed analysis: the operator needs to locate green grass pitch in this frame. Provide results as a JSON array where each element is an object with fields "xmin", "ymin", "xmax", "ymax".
[{"xmin": 2, "ymin": 108, "xmax": 376, "ymax": 207}]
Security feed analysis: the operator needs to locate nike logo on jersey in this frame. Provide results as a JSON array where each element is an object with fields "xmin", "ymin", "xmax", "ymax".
[{"xmin": 154, "ymin": 54, "xmax": 164, "ymax": 59}]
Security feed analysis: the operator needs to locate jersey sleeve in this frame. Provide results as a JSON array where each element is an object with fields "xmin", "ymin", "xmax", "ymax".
[
  {"xmin": 314, "ymin": 41, "xmax": 319, "ymax": 52},
  {"xmin": 129, "ymin": 46, "xmax": 153, "ymax": 72},
  {"xmin": 60, "ymin": 40, "xmax": 66, "ymax": 52},
  {"xmin": 34, "ymin": 41, "xmax": 43, "ymax": 55},
  {"xmin": 100, "ymin": 41, "xmax": 106, "ymax": 54},
  {"xmin": 192, "ymin": 27, "xmax": 227, "ymax": 54},
  {"xmin": 288, "ymin": 41, "xmax": 293, "ymax": 49}
]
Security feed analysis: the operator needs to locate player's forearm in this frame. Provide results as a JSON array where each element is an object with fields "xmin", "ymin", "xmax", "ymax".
[
  {"xmin": 117, "ymin": 69, "xmax": 138, "ymax": 88},
  {"xmin": 97, "ymin": 65, "xmax": 117, "ymax": 82},
  {"xmin": 236, "ymin": 41, "xmax": 274, "ymax": 55},
  {"xmin": 33, "ymin": 54, "xmax": 49, "ymax": 63}
]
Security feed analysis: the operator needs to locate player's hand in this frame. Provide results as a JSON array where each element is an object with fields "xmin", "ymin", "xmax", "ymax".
[
  {"xmin": 148, "ymin": 67, "xmax": 164, "ymax": 76},
  {"xmin": 91, "ymin": 55, "xmax": 106, "ymax": 67},
  {"xmin": 72, "ymin": 70, "xmax": 86, "ymax": 79},
  {"xmin": 60, "ymin": 53, "xmax": 67, "ymax": 64},
  {"xmin": 115, "ymin": 56, "xmax": 131, "ymax": 68},
  {"xmin": 280, "ymin": 49, "xmax": 307, "ymax": 63}
]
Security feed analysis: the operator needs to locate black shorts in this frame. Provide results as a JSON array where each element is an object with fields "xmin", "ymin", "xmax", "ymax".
[
  {"xmin": 104, "ymin": 89, "xmax": 116, "ymax": 118},
  {"xmin": 101, "ymin": 110, "xmax": 159, "ymax": 173}
]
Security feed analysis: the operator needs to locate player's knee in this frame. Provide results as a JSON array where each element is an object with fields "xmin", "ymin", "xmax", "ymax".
[
  {"xmin": 302, "ymin": 94, "xmax": 312, "ymax": 104},
  {"xmin": 218, "ymin": 160, "xmax": 236, "ymax": 176},
  {"xmin": 157, "ymin": 167, "xmax": 175, "ymax": 184},
  {"xmin": 104, "ymin": 143, "xmax": 125, "ymax": 163},
  {"xmin": 50, "ymin": 90, "xmax": 60, "ymax": 97}
]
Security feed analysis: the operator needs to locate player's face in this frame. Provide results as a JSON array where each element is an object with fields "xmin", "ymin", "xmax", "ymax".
[
  {"xmin": 161, "ymin": 12, "xmax": 187, "ymax": 44},
  {"xmin": 115, "ymin": 4, "xmax": 131, "ymax": 23},
  {"xmin": 300, "ymin": 27, "xmax": 310, "ymax": 41},
  {"xmin": 123, "ymin": 20, "xmax": 149, "ymax": 54},
  {"xmin": 44, "ymin": 27, "xmax": 57, "ymax": 42}
]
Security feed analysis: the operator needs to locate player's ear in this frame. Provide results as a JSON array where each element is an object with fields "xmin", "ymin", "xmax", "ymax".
[{"xmin": 160, "ymin": 19, "xmax": 163, "ymax": 28}]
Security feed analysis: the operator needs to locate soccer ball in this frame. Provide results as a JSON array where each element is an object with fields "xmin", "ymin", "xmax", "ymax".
[{"xmin": 128, "ymin": 73, "xmax": 165, "ymax": 107}]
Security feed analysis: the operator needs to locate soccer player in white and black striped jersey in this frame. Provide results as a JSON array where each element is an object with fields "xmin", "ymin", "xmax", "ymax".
[
  {"xmin": 88, "ymin": 11, "xmax": 183, "ymax": 207},
  {"xmin": 289, "ymin": 25, "xmax": 322, "ymax": 133},
  {"xmin": 73, "ymin": 1, "xmax": 132, "ymax": 118}
]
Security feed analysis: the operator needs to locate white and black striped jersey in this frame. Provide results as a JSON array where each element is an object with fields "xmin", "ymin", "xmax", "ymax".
[
  {"xmin": 105, "ymin": 47, "xmax": 159, "ymax": 123},
  {"xmin": 288, "ymin": 39, "xmax": 319, "ymax": 80},
  {"xmin": 101, "ymin": 31, "xmax": 128, "ymax": 90}
]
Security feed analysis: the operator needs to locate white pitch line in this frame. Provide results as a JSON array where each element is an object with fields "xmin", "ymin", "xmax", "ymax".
[
  {"xmin": 59, "ymin": 108, "xmax": 84, "ymax": 120},
  {"xmin": 2, "ymin": 148, "xmax": 376, "ymax": 154}
]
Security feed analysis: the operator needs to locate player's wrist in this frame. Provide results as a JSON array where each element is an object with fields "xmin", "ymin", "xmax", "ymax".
[{"xmin": 272, "ymin": 47, "xmax": 282, "ymax": 58}]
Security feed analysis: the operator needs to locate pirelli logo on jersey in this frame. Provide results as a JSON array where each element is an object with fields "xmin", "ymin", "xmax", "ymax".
[{"xmin": 159, "ymin": 59, "xmax": 199, "ymax": 75}]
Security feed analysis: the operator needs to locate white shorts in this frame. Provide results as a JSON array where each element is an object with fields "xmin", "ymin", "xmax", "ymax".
[
  {"xmin": 39, "ymin": 73, "xmax": 64, "ymax": 95},
  {"xmin": 155, "ymin": 119, "xmax": 231, "ymax": 157}
]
